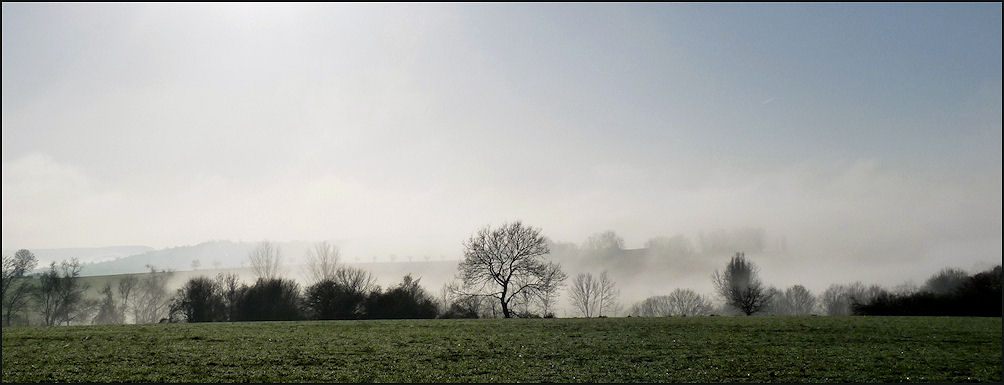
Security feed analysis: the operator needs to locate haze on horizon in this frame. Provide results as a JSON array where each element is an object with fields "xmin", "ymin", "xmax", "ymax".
[{"xmin": 3, "ymin": 4, "xmax": 1001, "ymax": 289}]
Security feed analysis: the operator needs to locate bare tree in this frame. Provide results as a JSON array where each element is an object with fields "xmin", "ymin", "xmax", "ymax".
[
  {"xmin": 772, "ymin": 285, "xmax": 816, "ymax": 315},
  {"xmin": 438, "ymin": 283, "xmax": 455, "ymax": 315},
  {"xmin": 34, "ymin": 259, "xmax": 90, "ymax": 326},
  {"xmin": 667, "ymin": 288, "xmax": 712, "ymax": 316},
  {"xmin": 305, "ymin": 241, "xmax": 341, "ymax": 284},
  {"xmin": 712, "ymin": 252, "xmax": 773, "ymax": 316},
  {"xmin": 129, "ymin": 265, "xmax": 173, "ymax": 324},
  {"xmin": 2, "ymin": 249, "xmax": 38, "ymax": 326},
  {"xmin": 596, "ymin": 271, "xmax": 620, "ymax": 316},
  {"xmin": 455, "ymin": 221, "xmax": 563, "ymax": 318},
  {"xmin": 249, "ymin": 241, "xmax": 282, "ymax": 280},
  {"xmin": 117, "ymin": 275, "xmax": 138, "ymax": 323},
  {"xmin": 569, "ymin": 273, "xmax": 599, "ymax": 317},
  {"xmin": 569, "ymin": 271, "xmax": 620, "ymax": 317},
  {"xmin": 820, "ymin": 284, "xmax": 851, "ymax": 316}
]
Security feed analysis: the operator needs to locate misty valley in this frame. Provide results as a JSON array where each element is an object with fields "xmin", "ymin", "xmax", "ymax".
[{"xmin": 2, "ymin": 222, "xmax": 1001, "ymax": 382}]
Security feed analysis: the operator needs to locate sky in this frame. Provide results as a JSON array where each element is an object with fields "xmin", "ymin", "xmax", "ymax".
[{"xmin": 2, "ymin": 3, "xmax": 1001, "ymax": 282}]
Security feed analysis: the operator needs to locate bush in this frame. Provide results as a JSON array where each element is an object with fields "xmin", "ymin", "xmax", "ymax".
[
  {"xmin": 234, "ymin": 278, "xmax": 302, "ymax": 321},
  {"xmin": 303, "ymin": 279, "xmax": 367, "ymax": 320},
  {"xmin": 363, "ymin": 275, "xmax": 438, "ymax": 319},
  {"xmin": 170, "ymin": 277, "xmax": 226, "ymax": 323}
]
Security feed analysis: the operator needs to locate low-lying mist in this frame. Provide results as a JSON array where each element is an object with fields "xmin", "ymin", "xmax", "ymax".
[{"xmin": 57, "ymin": 221, "xmax": 999, "ymax": 319}]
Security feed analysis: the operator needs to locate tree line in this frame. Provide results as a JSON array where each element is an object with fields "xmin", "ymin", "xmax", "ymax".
[
  {"xmin": 1, "ymin": 250, "xmax": 175, "ymax": 326},
  {"xmin": 627, "ymin": 251, "xmax": 1000, "ymax": 317},
  {"xmin": 3, "ymin": 221, "xmax": 1001, "ymax": 326}
]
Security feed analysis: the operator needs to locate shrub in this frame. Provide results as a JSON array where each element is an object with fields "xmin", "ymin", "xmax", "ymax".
[
  {"xmin": 303, "ymin": 279, "xmax": 367, "ymax": 320},
  {"xmin": 363, "ymin": 275, "xmax": 438, "ymax": 319},
  {"xmin": 170, "ymin": 277, "xmax": 226, "ymax": 323},
  {"xmin": 234, "ymin": 278, "xmax": 302, "ymax": 321}
]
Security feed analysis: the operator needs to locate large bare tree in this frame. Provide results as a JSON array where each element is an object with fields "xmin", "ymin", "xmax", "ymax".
[
  {"xmin": 569, "ymin": 273, "xmax": 599, "ymax": 317},
  {"xmin": 304, "ymin": 241, "xmax": 340, "ymax": 284},
  {"xmin": 2, "ymin": 249, "xmax": 37, "ymax": 326},
  {"xmin": 249, "ymin": 241, "xmax": 283, "ymax": 280},
  {"xmin": 569, "ymin": 271, "xmax": 620, "ymax": 317},
  {"xmin": 712, "ymin": 252, "xmax": 773, "ymax": 316},
  {"xmin": 455, "ymin": 221, "xmax": 563, "ymax": 318}
]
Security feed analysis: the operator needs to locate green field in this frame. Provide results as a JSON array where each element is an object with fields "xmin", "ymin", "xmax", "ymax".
[{"xmin": 2, "ymin": 316, "xmax": 1000, "ymax": 383}]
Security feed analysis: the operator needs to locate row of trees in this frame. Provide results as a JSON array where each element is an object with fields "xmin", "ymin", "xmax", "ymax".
[
  {"xmin": 1, "ymin": 249, "xmax": 174, "ymax": 326},
  {"xmin": 851, "ymin": 266, "xmax": 1001, "ymax": 316},
  {"xmin": 647, "ymin": 252, "xmax": 1001, "ymax": 317},
  {"xmin": 169, "ymin": 271, "xmax": 439, "ymax": 322},
  {"xmin": 5, "ymin": 221, "xmax": 1000, "ymax": 325}
]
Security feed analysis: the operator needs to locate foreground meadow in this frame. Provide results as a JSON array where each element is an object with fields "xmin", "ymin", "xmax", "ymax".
[{"xmin": 2, "ymin": 316, "xmax": 1000, "ymax": 383}]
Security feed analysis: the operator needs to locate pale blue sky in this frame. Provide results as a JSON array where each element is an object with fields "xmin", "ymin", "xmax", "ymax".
[{"xmin": 2, "ymin": 3, "xmax": 1001, "ymax": 283}]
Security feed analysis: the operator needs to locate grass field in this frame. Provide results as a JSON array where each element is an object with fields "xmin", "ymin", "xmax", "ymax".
[{"xmin": 2, "ymin": 316, "xmax": 1001, "ymax": 383}]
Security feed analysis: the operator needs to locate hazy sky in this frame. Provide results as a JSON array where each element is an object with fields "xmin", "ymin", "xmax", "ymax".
[{"xmin": 3, "ymin": 4, "xmax": 1001, "ymax": 278}]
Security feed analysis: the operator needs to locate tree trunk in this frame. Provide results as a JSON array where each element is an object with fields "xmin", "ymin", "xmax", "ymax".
[{"xmin": 501, "ymin": 297, "xmax": 511, "ymax": 318}]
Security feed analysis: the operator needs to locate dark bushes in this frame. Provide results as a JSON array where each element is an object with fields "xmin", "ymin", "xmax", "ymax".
[
  {"xmin": 303, "ymin": 279, "xmax": 367, "ymax": 320},
  {"xmin": 235, "ymin": 278, "xmax": 303, "ymax": 321},
  {"xmin": 170, "ymin": 273, "xmax": 440, "ymax": 322},
  {"xmin": 171, "ymin": 277, "xmax": 225, "ymax": 322},
  {"xmin": 363, "ymin": 275, "xmax": 438, "ymax": 319},
  {"xmin": 853, "ymin": 265, "xmax": 1001, "ymax": 317}
]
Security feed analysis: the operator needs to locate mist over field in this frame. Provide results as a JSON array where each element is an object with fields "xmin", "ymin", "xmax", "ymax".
[{"xmin": 2, "ymin": 3, "xmax": 1001, "ymax": 316}]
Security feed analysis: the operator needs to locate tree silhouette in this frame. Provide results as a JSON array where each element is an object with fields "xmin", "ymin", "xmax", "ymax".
[
  {"xmin": 712, "ymin": 252, "xmax": 773, "ymax": 315},
  {"xmin": 455, "ymin": 221, "xmax": 563, "ymax": 318}
]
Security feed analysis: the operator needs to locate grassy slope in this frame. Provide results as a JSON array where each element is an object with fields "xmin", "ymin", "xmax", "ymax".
[{"xmin": 2, "ymin": 316, "xmax": 1001, "ymax": 383}]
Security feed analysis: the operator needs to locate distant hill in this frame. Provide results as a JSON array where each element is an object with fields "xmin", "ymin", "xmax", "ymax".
[
  {"xmin": 72, "ymin": 240, "xmax": 315, "ymax": 276},
  {"xmin": 24, "ymin": 246, "xmax": 155, "ymax": 269}
]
